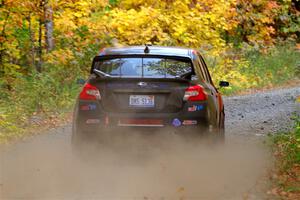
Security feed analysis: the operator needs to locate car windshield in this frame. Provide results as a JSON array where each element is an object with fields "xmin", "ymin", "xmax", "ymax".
[{"xmin": 93, "ymin": 57, "xmax": 192, "ymax": 78}]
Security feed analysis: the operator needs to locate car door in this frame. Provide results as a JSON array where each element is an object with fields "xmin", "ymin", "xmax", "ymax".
[
  {"xmin": 199, "ymin": 54, "xmax": 224, "ymax": 125},
  {"xmin": 195, "ymin": 53, "xmax": 221, "ymax": 126}
]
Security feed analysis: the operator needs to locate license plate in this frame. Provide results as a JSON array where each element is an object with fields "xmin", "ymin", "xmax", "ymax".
[{"xmin": 129, "ymin": 95, "xmax": 154, "ymax": 107}]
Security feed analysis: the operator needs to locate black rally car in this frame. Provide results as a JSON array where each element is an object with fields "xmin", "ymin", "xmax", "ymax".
[{"xmin": 72, "ymin": 45, "xmax": 229, "ymax": 145}]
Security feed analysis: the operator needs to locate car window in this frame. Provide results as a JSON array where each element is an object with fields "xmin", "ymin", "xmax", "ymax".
[
  {"xmin": 196, "ymin": 53, "xmax": 211, "ymax": 84},
  {"xmin": 95, "ymin": 58, "xmax": 142, "ymax": 77},
  {"xmin": 143, "ymin": 58, "xmax": 166, "ymax": 77},
  {"xmin": 199, "ymin": 56, "xmax": 214, "ymax": 85},
  {"xmin": 94, "ymin": 57, "xmax": 192, "ymax": 78},
  {"xmin": 165, "ymin": 59, "xmax": 192, "ymax": 77},
  {"xmin": 193, "ymin": 59, "xmax": 205, "ymax": 81},
  {"xmin": 195, "ymin": 58, "xmax": 208, "ymax": 82}
]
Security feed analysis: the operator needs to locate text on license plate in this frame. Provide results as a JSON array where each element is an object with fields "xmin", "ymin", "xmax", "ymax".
[{"xmin": 129, "ymin": 95, "xmax": 155, "ymax": 107}]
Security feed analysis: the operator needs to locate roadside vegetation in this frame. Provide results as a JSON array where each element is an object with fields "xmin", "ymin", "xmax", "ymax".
[
  {"xmin": 270, "ymin": 116, "xmax": 300, "ymax": 199},
  {"xmin": 0, "ymin": 0, "xmax": 299, "ymax": 142}
]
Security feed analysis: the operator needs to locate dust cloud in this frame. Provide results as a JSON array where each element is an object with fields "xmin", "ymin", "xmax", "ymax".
[{"xmin": 0, "ymin": 128, "xmax": 271, "ymax": 200}]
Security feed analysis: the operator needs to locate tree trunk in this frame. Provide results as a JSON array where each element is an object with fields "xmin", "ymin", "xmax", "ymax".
[
  {"xmin": 44, "ymin": 0, "xmax": 54, "ymax": 52},
  {"xmin": 37, "ymin": 15, "xmax": 43, "ymax": 73},
  {"xmin": 0, "ymin": 10, "xmax": 10, "ymax": 68},
  {"xmin": 36, "ymin": 0, "xmax": 45, "ymax": 73},
  {"xmin": 27, "ymin": 14, "xmax": 35, "ymax": 68}
]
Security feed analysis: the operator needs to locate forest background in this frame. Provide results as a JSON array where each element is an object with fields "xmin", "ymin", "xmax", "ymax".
[{"xmin": 0, "ymin": 0, "xmax": 299, "ymax": 140}]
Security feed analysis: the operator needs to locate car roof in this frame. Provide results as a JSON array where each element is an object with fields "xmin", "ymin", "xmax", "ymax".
[{"xmin": 98, "ymin": 46, "xmax": 194, "ymax": 58}]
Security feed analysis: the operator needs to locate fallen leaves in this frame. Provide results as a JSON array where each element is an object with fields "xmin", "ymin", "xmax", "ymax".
[{"xmin": 269, "ymin": 120, "xmax": 300, "ymax": 199}]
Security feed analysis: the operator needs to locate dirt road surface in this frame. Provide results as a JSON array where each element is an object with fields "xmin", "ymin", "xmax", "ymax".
[{"xmin": 1, "ymin": 86, "xmax": 299, "ymax": 200}]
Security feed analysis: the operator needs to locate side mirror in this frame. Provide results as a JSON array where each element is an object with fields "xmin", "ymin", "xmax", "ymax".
[
  {"xmin": 219, "ymin": 81, "xmax": 229, "ymax": 87},
  {"xmin": 76, "ymin": 78, "xmax": 86, "ymax": 85}
]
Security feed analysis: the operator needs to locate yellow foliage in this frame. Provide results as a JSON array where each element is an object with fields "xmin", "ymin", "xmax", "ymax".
[
  {"xmin": 46, "ymin": 49, "xmax": 74, "ymax": 66},
  {"xmin": 88, "ymin": 0, "xmax": 236, "ymax": 52},
  {"xmin": 1, "ymin": 0, "xmax": 296, "ymax": 96}
]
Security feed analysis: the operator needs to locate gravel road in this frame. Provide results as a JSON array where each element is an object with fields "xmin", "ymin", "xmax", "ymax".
[
  {"xmin": 225, "ymin": 86, "xmax": 300, "ymax": 135},
  {"xmin": 0, "ymin": 86, "xmax": 299, "ymax": 200}
]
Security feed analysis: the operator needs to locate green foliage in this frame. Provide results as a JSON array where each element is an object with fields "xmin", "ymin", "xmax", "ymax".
[
  {"xmin": 275, "ymin": 0, "xmax": 300, "ymax": 40},
  {"xmin": 269, "ymin": 116, "xmax": 300, "ymax": 196},
  {"xmin": 0, "ymin": 70, "xmax": 81, "ymax": 139},
  {"xmin": 244, "ymin": 42, "xmax": 299, "ymax": 86},
  {"xmin": 206, "ymin": 42, "xmax": 299, "ymax": 95},
  {"xmin": 0, "ymin": 55, "xmax": 82, "ymax": 142},
  {"xmin": 271, "ymin": 117, "xmax": 300, "ymax": 170}
]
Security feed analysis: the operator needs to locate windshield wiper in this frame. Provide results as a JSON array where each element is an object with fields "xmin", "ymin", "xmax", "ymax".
[
  {"xmin": 176, "ymin": 71, "xmax": 193, "ymax": 79},
  {"xmin": 93, "ymin": 68, "xmax": 111, "ymax": 78}
]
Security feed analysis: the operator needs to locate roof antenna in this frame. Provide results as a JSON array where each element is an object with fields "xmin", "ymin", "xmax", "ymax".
[{"xmin": 144, "ymin": 44, "xmax": 151, "ymax": 53}]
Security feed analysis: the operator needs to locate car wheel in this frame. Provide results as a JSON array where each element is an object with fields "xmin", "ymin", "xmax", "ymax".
[
  {"xmin": 71, "ymin": 123, "xmax": 87, "ymax": 158},
  {"xmin": 204, "ymin": 109, "xmax": 225, "ymax": 145},
  {"xmin": 72, "ymin": 124, "xmax": 112, "ymax": 155},
  {"xmin": 214, "ymin": 109, "xmax": 225, "ymax": 143}
]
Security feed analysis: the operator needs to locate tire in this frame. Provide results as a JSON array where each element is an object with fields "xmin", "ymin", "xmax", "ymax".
[
  {"xmin": 71, "ymin": 123, "xmax": 112, "ymax": 158},
  {"xmin": 204, "ymin": 109, "xmax": 225, "ymax": 145},
  {"xmin": 71, "ymin": 123, "xmax": 87, "ymax": 158},
  {"xmin": 214, "ymin": 109, "xmax": 225, "ymax": 143}
]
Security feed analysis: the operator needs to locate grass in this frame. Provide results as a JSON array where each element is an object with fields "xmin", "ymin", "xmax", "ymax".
[
  {"xmin": 245, "ymin": 44, "xmax": 299, "ymax": 87},
  {"xmin": 218, "ymin": 42, "xmax": 300, "ymax": 95},
  {"xmin": 0, "ymin": 72, "xmax": 81, "ymax": 143},
  {"xmin": 269, "ymin": 116, "xmax": 300, "ymax": 199}
]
